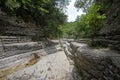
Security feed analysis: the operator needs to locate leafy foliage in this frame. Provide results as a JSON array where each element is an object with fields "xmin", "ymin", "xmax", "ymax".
[
  {"xmin": 76, "ymin": 3, "xmax": 106, "ymax": 38},
  {"xmin": 0, "ymin": 0, "xmax": 70, "ymax": 39},
  {"xmin": 74, "ymin": 0, "xmax": 93, "ymax": 12},
  {"xmin": 85, "ymin": 4, "xmax": 106, "ymax": 37},
  {"xmin": 61, "ymin": 3, "xmax": 106, "ymax": 40},
  {"xmin": 60, "ymin": 22, "xmax": 77, "ymax": 38}
]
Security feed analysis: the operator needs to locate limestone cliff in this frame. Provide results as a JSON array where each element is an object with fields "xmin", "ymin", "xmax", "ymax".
[
  {"xmin": 0, "ymin": 13, "xmax": 36, "ymax": 36},
  {"xmin": 97, "ymin": 0, "xmax": 120, "ymax": 50}
]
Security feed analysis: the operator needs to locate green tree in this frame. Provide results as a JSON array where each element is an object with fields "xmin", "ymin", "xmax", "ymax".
[
  {"xmin": 0, "ymin": 0, "xmax": 70, "ymax": 40},
  {"xmin": 75, "ymin": 15, "xmax": 88, "ymax": 38},
  {"xmin": 60, "ymin": 22, "xmax": 77, "ymax": 38},
  {"xmin": 85, "ymin": 4, "xmax": 106, "ymax": 43},
  {"xmin": 74, "ymin": 0, "xmax": 93, "ymax": 12}
]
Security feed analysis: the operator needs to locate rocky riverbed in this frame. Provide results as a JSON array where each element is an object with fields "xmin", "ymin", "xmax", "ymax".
[
  {"xmin": 0, "ymin": 43, "xmax": 75, "ymax": 80},
  {"xmin": 5, "ymin": 51, "xmax": 72, "ymax": 80}
]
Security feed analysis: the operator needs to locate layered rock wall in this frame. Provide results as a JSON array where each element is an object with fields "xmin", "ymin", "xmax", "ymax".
[
  {"xmin": 96, "ymin": 0, "xmax": 120, "ymax": 51},
  {"xmin": 64, "ymin": 41, "xmax": 120, "ymax": 80}
]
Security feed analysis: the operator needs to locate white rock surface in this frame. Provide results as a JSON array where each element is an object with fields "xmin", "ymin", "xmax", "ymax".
[{"xmin": 6, "ymin": 51, "xmax": 73, "ymax": 80}]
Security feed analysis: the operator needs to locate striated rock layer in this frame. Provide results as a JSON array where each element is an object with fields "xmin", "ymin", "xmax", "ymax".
[
  {"xmin": 64, "ymin": 41, "xmax": 120, "ymax": 80},
  {"xmin": 97, "ymin": 0, "xmax": 120, "ymax": 51}
]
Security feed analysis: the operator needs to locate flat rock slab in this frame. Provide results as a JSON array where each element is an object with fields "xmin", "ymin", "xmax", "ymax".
[{"xmin": 6, "ymin": 51, "xmax": 72, "ymax": 80}]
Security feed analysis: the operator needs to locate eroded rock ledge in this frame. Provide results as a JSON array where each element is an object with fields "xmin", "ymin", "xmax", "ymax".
[{"xmin": 64, "ymin": 42, "xmax": 120, "ymax": 80}]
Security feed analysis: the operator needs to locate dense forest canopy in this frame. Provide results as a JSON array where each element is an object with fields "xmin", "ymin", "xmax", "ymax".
[
  {"xmin": 0, "ymin": 0, "xmax": 70, "ymax": 39},
  {"xmin": 74, "ymin": 0, "xmax": 93, "ymax": 12},
  {"xmin": 0, "ymin": 0, "xmax": 119, "ymax": 41},
  {"xmin": 61, "ymin": 0, "xmax": 107, "ymax": 40},
  {"xmin": 60, "ymin": 0, "xmax": 120, "ymax": 49}
]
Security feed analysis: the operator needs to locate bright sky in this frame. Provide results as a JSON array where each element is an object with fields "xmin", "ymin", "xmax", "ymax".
[{"xmin": 66, "ymin": 0, "xmax": 84, "ymax": 22}]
